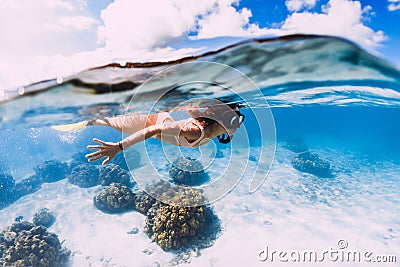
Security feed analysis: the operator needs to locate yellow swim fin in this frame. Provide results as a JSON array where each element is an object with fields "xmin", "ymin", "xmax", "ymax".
[{"xmin": 51, "ymin": 121, "xmax": 89, "ymax": 132}]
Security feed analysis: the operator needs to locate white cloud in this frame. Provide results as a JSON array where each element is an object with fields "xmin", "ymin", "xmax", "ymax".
[
  {"xmin": 0, "ymin": 0, "xmax": 100, "ymax": 90},
  {"xmin": 388, "ymin": 0, "xmax": 400, "ymax": 11},
  {"xmin": 59, "ymin": 16, "xmax": 98, "ymax": 31},
  {"xmin": 285, "ymin": 0, "xmax": 317, "ymax": 12},
  {"xmin": 280, "ymin": 0, "xmax": 387, "ymax": 49},
  {"xmin": 98, "ymin": 0, "xmax": 197, "ymax": 53},
  {"xmin": 0, "ymin": 0, "xmax": 99, "ymax": 59},
  {"xmin": 97, "ymin": 0, "xmax": 270, "ymax": 54},
  {"xmin": 194, "ymin": 0, "xmax": 272, "ymax": 38}
]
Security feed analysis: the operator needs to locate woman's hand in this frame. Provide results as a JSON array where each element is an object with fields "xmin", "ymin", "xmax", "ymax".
[{"xmin": 86, "ymin": 138, "xmax": 122, "ymax": 165}]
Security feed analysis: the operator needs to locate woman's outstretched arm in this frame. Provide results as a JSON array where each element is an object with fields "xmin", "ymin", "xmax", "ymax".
[
  {"xmin": 85, "ymin": 120, "xmax": 198, "ymax": 165},
  {"xmin": 85, "ymin": 124, "xmax": 162, "ymax": 165}
]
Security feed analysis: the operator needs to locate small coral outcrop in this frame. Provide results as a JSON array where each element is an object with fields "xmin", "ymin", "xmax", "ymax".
[
  {"xmin": 93, "ymin": 183, "xmax": 135, "ymax": 213},
  {"xmin": 0, "ymin": 221, "xmax": 70, "ymax": 267},
  {"xmin": 291, "ymin": 151, "xmax": 333, "ymax": 178},
  {"xmin": 169, "ymin": 157, "xmax": 209, "ymax": 186},
  {"xmin": 34, "ymin": 160, "xmax": 69, "ymax": 183},
  {"xmin": 67, "ymin": 164, "xmax": 100, "ymax": 188},
  {"xmin": 99, "ymin": 164, "xmax": 132, "ymax": 186},
  {"xmin": 14, "ymin": 175, "xmax": 43, "ymax": 198},
  {"xmin": 33, "ymin": 208, "xmax": 56, "ymax": 228}
]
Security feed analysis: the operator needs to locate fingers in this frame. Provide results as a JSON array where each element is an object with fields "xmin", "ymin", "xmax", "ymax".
[
  {"xmin": 87, "ymin": 138, "xmax": 107, "ymax": 150},
  {"xmin": 87, "ymin": 145, "xmax": 102, "ymax": 150},
  {"xmin": 86, "ymin": 147, "xmax": 105, "ymax": 162},
  {"xmin": 93, "ymin": 138, "xmax": 107, "ymax": 145},
  {"xmin": 88, "ymin": 155, "xmax": 104, "ymax": 162},
  {"xmin": 102, "ymin": 157, "xmax": 110, "ymax": 165},
  {"xmin": 86, "ymin": 151, "xmax": 101, "ymax": 158}
]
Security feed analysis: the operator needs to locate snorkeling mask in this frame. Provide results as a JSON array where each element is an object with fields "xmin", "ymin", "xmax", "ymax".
[{"xmin": 217, "ymin": 110, "xmax": 245, "ymax": 144}]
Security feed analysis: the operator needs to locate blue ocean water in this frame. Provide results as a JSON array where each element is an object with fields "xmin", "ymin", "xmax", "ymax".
[{"xmin": 0, "ymin": 35, "xmax": 399, "ymax": 266}]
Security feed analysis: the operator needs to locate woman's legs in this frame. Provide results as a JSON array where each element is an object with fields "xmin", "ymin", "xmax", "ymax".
[{"xmin": 89, "ymin": 114, "xmax": 152, "ymax": 135}]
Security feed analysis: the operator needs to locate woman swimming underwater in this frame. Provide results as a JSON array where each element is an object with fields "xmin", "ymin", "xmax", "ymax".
[{"xmin": 84, "ymin": 104, "xmax": 245, "ymax": 165}]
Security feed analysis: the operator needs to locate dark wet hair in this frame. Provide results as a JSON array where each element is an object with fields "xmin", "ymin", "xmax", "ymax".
[
  {"xmin": 189, "ymin": 103, "xmax": 245, "ymax": 144},
  {"xmin": 190, "ymin": 104, "xmax": 241, "ymax": 124}
]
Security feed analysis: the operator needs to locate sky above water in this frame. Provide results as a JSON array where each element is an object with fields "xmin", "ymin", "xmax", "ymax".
[{"xmin": 0, "ymin": 0, "xmax": 399, "ymax": 91}]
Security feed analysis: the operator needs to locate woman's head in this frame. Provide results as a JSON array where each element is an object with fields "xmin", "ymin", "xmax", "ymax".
[
  {"xmin": 215, "ymin": 106, "xmax": 245, "ymax": 144},
  {"xmin": 189, "ymin": 103, "xmax": 245, "ymax": 143}
]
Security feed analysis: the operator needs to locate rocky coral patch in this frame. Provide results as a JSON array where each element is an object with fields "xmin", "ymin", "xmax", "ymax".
[
  {"xmin": 67, "ymin": 164, "xmax": 100, "ymax": 188},
  {"xmin": 99, "ymin": 164, "xmax": 132, "ymax": 186},
  {"xmin": 291, "ymin": 151, "xmax": 333, "ymax": 178},
  {"xmin": 94, "ymin": 183, "xmax": 135, "ymax": 213},
  {"xmin": 0, "ymin": 221, "xmax": 70, "ymax": 267},
  {"xmin": 33, "ymin": 208, "xmax": 56, "ymax": 228},
  {"xmin": 169, "ymin": 157, "xmax": 209, "ymax": 186}
]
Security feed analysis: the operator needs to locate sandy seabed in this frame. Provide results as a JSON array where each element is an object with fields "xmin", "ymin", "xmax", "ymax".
[{"xmin": 0, "ymin": 144, "xmax": 399, "ymax": 267}]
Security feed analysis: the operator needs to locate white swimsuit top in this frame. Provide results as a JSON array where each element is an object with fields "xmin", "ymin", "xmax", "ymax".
[{"xmin": 155, "ymin": 112, "xmax": 206, "ymax": 148}]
